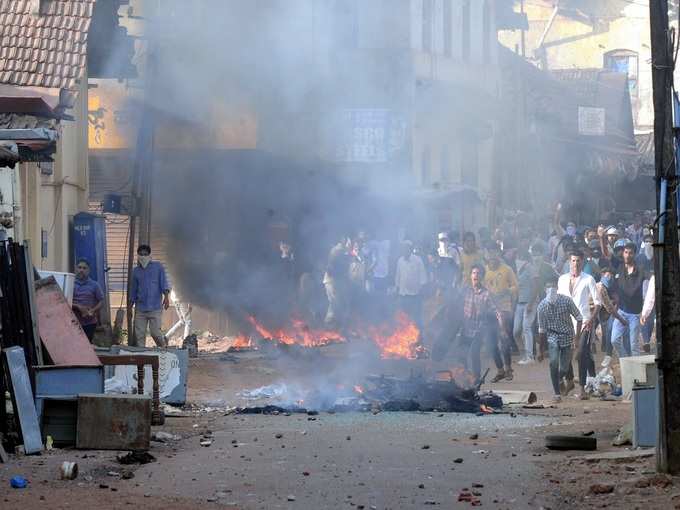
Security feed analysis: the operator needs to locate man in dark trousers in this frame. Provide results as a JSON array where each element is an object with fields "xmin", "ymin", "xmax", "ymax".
[{"xmin": 537, "ymin": 277, "xmax": 583, "ymax": 403}]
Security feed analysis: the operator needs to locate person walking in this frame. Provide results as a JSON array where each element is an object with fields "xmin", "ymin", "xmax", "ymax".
[
  {"xmin": 483, "ymin": 242, "xmax": 518, "ymax": 382},
  {"xmin": 514, "ymin": 249, "xmax": 540, "ymax": 365},
  {"xmin": 537, "ymin": 277, "xmax": 583, "ymax": 403},
  {"xmin": 610, "ymin": 242, "xmax": 646, "ymax": 358},
  {"xmin": 130, "ymin": 244, "xmax": 171, "ymax": 347},
  {"xmin": 557, "ymin": 250, "xmax": 601, "ymax": 400},
  {"xmin": 72, "ymin": 258, "xmax": 104, "ymax": 342},
  {"xmin": 458, "ymin": 265, "xmax": 507, "ymax": 383}
]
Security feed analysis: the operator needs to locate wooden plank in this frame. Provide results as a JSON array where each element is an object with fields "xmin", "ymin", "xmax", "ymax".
[
  {"xmin": 35, "ymin": 277, "xmax": 101, "ymax": 366},
  {"xmin": 3, "ymin": 346, "xmax": 43, "ymax": 454}
]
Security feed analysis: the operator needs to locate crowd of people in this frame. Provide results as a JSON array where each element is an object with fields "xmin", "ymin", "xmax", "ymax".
[{"xmin": 296, "ymin": 204, "xmax": 657, "ymax": 403}]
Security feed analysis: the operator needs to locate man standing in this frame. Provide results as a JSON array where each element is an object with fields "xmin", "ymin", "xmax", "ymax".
[
  {"xmin": 483, "ymin": 242, "xmax": 518, "ymax": 382},
  {"xmin": 394, "ymin": 241, "xmax": 428, "ymax": 332},
  {"xmin": 130, "ymin": 244, "xmax": 171, "ymax": 347},
  {"xmin": 537, "ymin": 277, "xmax": 583, "ymax": 403},
  {"xmin": 72, "ymin": 258, "xmax": 104, "ymax": 342},
  {"xmin": 610, "ymin": 242, "xmax": 646, "ymax": 358},
  {"xmin": 558, "ymin": 250, "xmax": 601, "ymax": 400},
  {"xmin": 458, "ymin": 265, "xmax": 506, "ymax": 383}
]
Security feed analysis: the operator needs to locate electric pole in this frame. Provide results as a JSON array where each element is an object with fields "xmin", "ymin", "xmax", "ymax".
[{"xmin": 650, "ymin": 0, "xmax": 680, "ymax": 474}]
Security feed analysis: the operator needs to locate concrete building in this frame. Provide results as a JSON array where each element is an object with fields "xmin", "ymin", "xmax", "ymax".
[
  {"xmin": 0, "ymin": 0, "xmax": 94, "ymax": 272},
  {"xmin": 497, "ymin": 0, "xmax": 651, "ymax": 215},
  {"xmin": 498, "ymin": 0, "xmax": 652, "ymax": 131}
]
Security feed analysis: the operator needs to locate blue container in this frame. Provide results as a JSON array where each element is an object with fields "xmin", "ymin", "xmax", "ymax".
[{"xmin": 72, "ymin": 212, "xmax": 110, "ymax": 325}]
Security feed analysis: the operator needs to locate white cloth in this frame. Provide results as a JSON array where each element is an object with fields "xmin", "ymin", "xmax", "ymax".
[
  {"xmin": 395, "ymin": 255, "xmax": 428, "ymax": 296},
  {"xmin": 642, "ymin": 275, "xmax": 655, "ymax": 322},
  {"xmin": 557, "ymin": 272, "xmax": 601, "ymax": 322}
]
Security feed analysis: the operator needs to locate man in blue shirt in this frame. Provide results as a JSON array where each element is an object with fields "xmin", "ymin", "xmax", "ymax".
[
  {"xmin": 130, "ymin": 244, "xmax": 171, "ymax": 347},
  {"xmin": 72, "ymin": 258, "xmax": 104, "ymax": 342}
]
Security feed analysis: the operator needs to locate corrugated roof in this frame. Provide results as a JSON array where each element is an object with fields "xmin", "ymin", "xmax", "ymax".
[{"xmin": 0, "ymin": 0, "xmax": 94, "ymax": 102}]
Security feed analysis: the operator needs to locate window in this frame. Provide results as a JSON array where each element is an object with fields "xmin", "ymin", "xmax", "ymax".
[
  {"xmin": 462, "ymin": 0, "xmax": 471, "ymax": 62},
  {"xmin": 460, "ymin": 139, "xmax": 478, "ymax": 187},
  {"xmin": 422, "ymin": 146, "xmax": 432, "ymax": 186},
  {"xmin": 604, "ymin": 49, "xmax": 639, "ymax": 97},
  {"xmin": 443, "ymin": 0, "xmax": 453, "ymax": 57},
  {"xmin": 422, "ymin": 0, "xmax": 433, "ymax": 52},
  {"xmin": 441, "ymin": 146, "xmax": 452, "ymax": 183},
  {"xmin": 482, "ymin": 0, "xmax": 491, "ymax": 63}
]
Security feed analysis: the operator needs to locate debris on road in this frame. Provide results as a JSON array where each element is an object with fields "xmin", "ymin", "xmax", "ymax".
[
  {"xmin": 589, "ymin": 483, "xmax": 615, "ymax": 494},
  {"xmin": 116, "ymin": 451, "xmax": 156, "ymax": 465},
  {"xmin": 151, "ymin": 431, "xmax": 181, "ymax": 442},
  {"xmin": 10, "ymin": 476, "xmax": 28, "ymax": 489},
  {"xmin": 59, "ymin": 461, "xmax": 78, "ymax": 480},
  {"xmin": 545, "ymin": 435, "xmax": 597, "ymax": 451}
]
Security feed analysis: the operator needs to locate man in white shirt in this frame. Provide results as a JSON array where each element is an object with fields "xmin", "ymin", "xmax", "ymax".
[
  {"xmin": 557, "ymin": 249, "xmax": 601, "ymax": 400},
  {"xmin": 394, "ymin": 241, "xmax": 428, "ymax": 332}
]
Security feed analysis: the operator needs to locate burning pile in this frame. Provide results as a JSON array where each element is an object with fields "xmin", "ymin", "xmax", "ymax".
[
  {"xmin": 237, "ymin": 371, "xmax": 503, "ymax": 415},
  {"xmin": 231, "ymin": 311, "xmax": 422, "ymax": 360}
]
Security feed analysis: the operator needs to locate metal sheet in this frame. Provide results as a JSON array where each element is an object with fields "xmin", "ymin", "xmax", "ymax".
[
  {"xmin": 3, "ymin": 346, "xmax": 42, "ymax": 454},
  {"xmin": 76, "ymin": 393, "xmax": 151, "ymax": 450},
  {"xmin": 34, "ymin": 365, "xmax": 104, "ymax": 422},
  {"xmin": 34, "ymin": 277, "xmax": 101, "ymax": 366}
]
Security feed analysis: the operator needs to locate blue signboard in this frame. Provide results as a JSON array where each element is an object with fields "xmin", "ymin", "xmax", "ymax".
[{"xmin": 72, "ymin": 212, "xmax": 109, "ymax": 297}]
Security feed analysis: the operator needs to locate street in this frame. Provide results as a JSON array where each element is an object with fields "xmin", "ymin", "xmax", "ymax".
[{"xmin": 2, "ymin": 351, "xmax": 675, "ymax": 510}]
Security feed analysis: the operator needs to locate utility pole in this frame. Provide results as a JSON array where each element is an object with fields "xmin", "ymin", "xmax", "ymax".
[{"xmin": 650, "ymin": 0, "xmax": 680, "ymax": 474}]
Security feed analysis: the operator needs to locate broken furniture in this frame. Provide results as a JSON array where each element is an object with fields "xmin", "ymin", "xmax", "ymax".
[
  {"xmin": 33, "ymin": 365, "xmax": 104, "ymax": 446},
  {"xmin": 76, "ymin": 394, "xmax": 151, "ymax": 450},
  {"xmin": 98, "ymin": 354, "xmax": 164, "ymax": 425},
  {"xmin": 108, "ymin": 345, "xmax": 188, "ymax": 405},
  {"xmin": 34, "ymin": 276, "xmax": 102, "ymax": 366}
]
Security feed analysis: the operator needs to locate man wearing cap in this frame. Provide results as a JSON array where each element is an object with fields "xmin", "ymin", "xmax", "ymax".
[{"xmin": 609, "ymin": 242, "xmax": 646, "ymax": 358}]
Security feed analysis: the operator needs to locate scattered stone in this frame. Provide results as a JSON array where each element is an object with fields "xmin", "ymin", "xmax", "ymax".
[
  {"xmin": 424, "ymin": 500, "xmax": 437, "ymax": 505},
  {"xmin": 107, "ymin": 471, "xmax": 120, "ymax": 477},
  {"xmin": 469, "ymin": 434, "xmax": 479, "ymax": 440},
  {"xmin": 200, "ymin": 439, "xmax": 213, "ymax": 447},
  {"xmin": 590, "ymin": 483, "xmax": 615, "ymax": 495},
  {"xmin": 287, "ymin": 494, "xmax": 296, "ymax": 501},
  {"xmin": 275, "ymin": 433, "xmax": 283, "ymax": 439},
  {"xmin": 421, "ymin": 445, "xmax": 430, "ymax": 450},
  {"xmin": 151, "ymin": 431, "xmax": 180, "ymax": 442},
  {"xmin": 117, "ymin": 451, "xmax": 156, "ymax": 465},
  {"xmin": 99, "ymin": 484, "xmax": 109, "ymax": 489},
  {"xmin": 650, "ymin": 474, "xmax": 673, "ymax": 488},
  {"xmin": 472, "ymin": 482, "xmax": 484, "ymax": 488},
  {"xmin": 582, "ymin": 431, "xmax": 595, "ymax": 437},
  {"xmin": 454, "ymin": 458, "xmax": 464, "ymax": 464},
  {"xmin": 346, "ymin": 436, "xmax": 351, "ymax": 441},
  {"xmin": 121, "ymin": 470, "xmax": 134, "ymax": 480},
  {"xmin": 206, "ymin": 496, "xmax": 218, "ymax": 502},
  {"xmin": 303, "ymin": 472, "xmax": 310, "ymax": 476},
  {"xmin": 418, "ymin": 483, "xmax": 425, "ymax": 489}
]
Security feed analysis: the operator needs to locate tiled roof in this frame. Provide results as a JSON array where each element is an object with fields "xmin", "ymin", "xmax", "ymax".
[{"xmin": 0, "ymin": 0, "xmax": 95, "ymax": 97}]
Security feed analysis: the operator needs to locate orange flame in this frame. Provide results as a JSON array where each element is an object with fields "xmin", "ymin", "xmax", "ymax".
[
  {"xmin": 247, "ymin": 316, "xmax": 343, "ymax": 347},
  {"xmin": 231, "ymin": 334, "xmax": 253, "ymax": 349},
  {"xmin": 366, "ymin": 311, "xmax": 421, "ymax": 359},
  {"xmin": 241, "ymin": 311, "xmax": 420, "ymax": 359}
]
